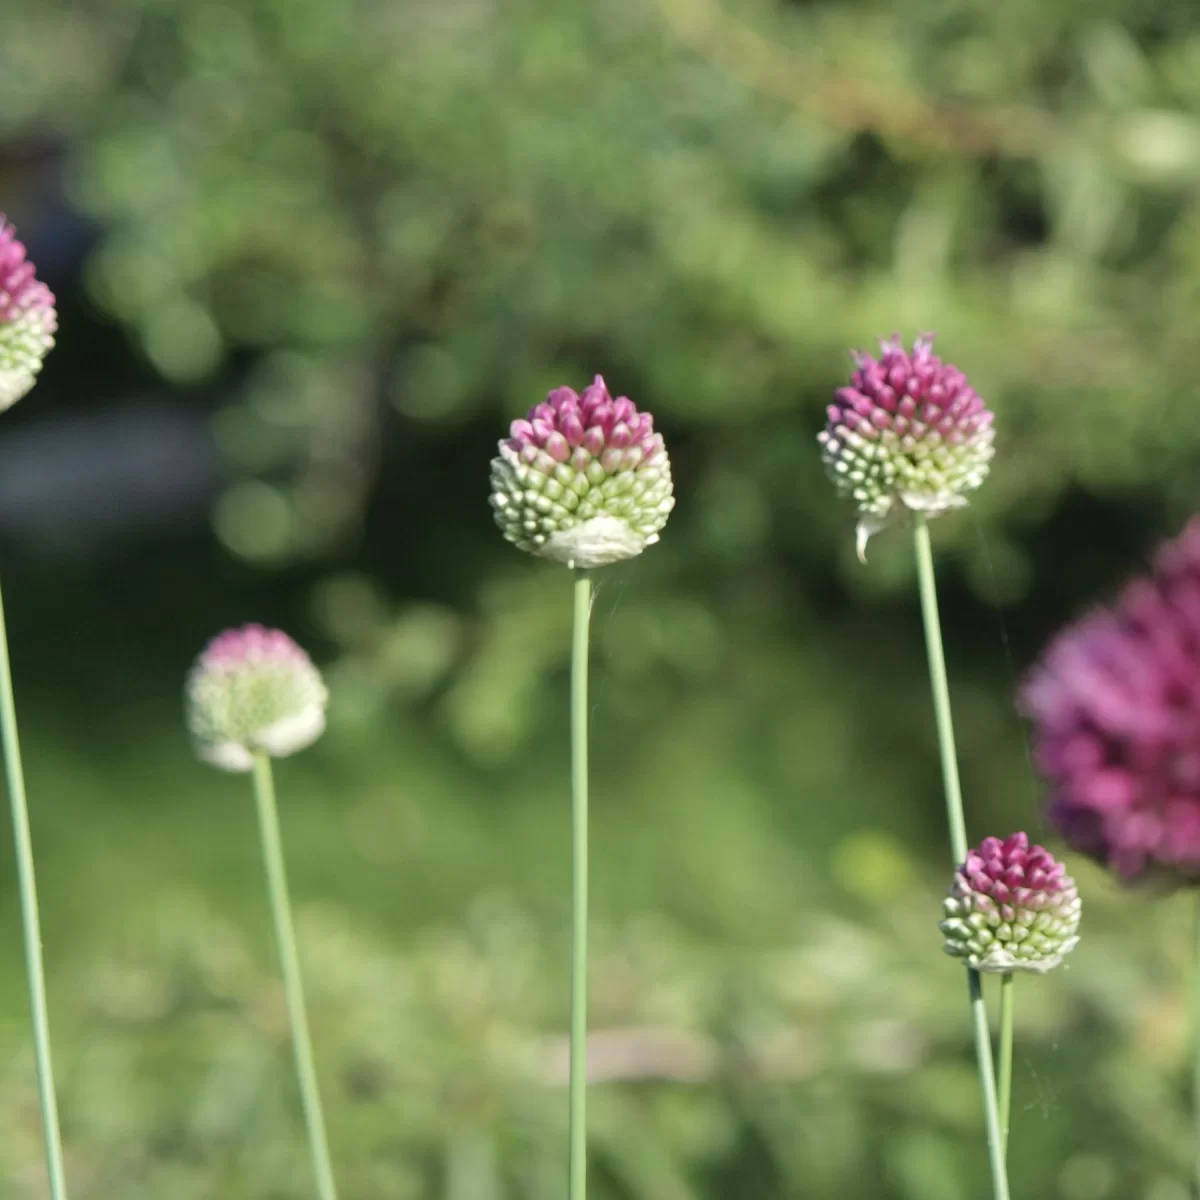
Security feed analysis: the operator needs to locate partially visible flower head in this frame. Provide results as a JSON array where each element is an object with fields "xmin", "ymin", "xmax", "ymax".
[
  {"xmin": 0, "ymin": 217, "xmax": 56, "ymax": 412},
  {"xmin": 1022, "ymin": 519, "xmax": 1200, "ymax": 884},
  {"xmin": 489, "ymin": 375, "xmax": 674, "ymax": 568},
  {"xmin": 819, "ymin": 334, "xmax": 994, "ymax": 560},
  {"xmin": 940, "ymin": 833, "xmax": 1081, "ymax": 974},
  {"xmin": 186, "ymin": 625, "xmax": 328, "ymax": 772}
]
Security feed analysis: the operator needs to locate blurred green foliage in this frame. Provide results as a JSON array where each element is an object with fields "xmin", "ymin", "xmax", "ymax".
[{"xmin": 4, "ymin": 0, "xmax": 1200, "ymax": 1195}]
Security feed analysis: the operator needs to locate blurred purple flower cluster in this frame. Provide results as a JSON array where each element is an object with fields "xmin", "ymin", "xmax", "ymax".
[{"xmin": 1024, "ymin": 519, "xmax": 1200, "ymax": 883}]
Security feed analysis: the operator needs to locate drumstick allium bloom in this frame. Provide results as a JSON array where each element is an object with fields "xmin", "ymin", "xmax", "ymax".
[
  {"xmin": 1022, "ymin": 519, "xmax": 1200, "ymax": 884},
  {"xmin": 823, "ymin": 336, "xmax": 1009, "ymax": 1190},
  {"xmin": 819, "ymin": 335, "xmax": 994, "ymax": 559},
  {"xmin": 490, "ymin": 373, "xmax": 675, "ymax": 1200},
  {"xmin": 940, "ymin": 833, "xmax": 1081, "ymax": 974},
  {"xmin": 186, "ymin": 625, "xmax": 340, "ymax": 1196},
  {"xmin": 0, "ymin": 217, "xmax": 56, "ymax": 411},
  {"xmin": 489, "ymin": 375, "xmax": 674, "ymax": 568},
  {"xmin": 185, "ymin": 625, "xmax": 328, "ymax": 772}
]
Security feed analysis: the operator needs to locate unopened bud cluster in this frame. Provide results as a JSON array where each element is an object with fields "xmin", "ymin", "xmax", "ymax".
[
  {"xmin": 490, "ymin": 375, "xmax": 674, "ymax": 568},
  {"xmin": 185, "ymin": 625, "xmax": 328, "ymax": 772},
  {"xmin": 819, "ymin": 335, "xmax": 994, "ymax": 558},
  {"xmin": 940, "ymin": 833, "xmax": 1080, "ymax": 974},
  {"xmin": 0, "ymin": 217, "xmax": 56, "ymax": 411}
]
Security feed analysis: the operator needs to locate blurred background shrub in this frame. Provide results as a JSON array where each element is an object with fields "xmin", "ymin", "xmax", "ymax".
[{"xmin": 2, "ymin": 0, "xmax": 1200, "ymax": 1195}]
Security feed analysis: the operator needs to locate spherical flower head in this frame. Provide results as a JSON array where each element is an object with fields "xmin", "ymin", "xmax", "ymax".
[
  {"xmin": 185, "ymin": 625, "xmax": 328, "ymax": 772},
  {"xmin": 1022, "ymin": 519, "xmax": 1200, "ymax": 885},
  {"xmin": 0, "ymin": 217, "xmax": 56, "ymax": 412},
  {"xmin": 489, "ymin": 375, "xmax": 674, "ymax": 569},
  {"xmin": 818, "ymin": 335, "xmax": 994, "ymax": 560},
  {"xmin": 939, "ymin": 834, "xmax": 1081, "ymax": 974}
]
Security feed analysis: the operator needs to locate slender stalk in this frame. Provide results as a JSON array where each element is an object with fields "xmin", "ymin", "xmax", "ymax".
[
  {"xmin": 998, "ymin": 971, "xmax": 1014, "ymax": 1159},
  {"xmin": 0, "ymin": 572, "xmax": 69, "ymax": 1200},
  {"xmin": 968, "ymin": 970, "xmax": 1008, "ymax": 1190},
  {"xmin": 1194, "ymin": 895, "xmax": 1200, "ymax": 1200},
  {"xmin": 251, "ymin": 753, "xmax": 338, "ymax": 1200},
  {"xmin": 569, "ymin": 570, "xmax": 591, "ymax": 1200},
  {"xmin": 912, "ymin": 518, "xmax": 968, "ymax": 865},
  {"xmin": 913, "ymin": 515, "xmax": 1010, "ymax": 1200}
]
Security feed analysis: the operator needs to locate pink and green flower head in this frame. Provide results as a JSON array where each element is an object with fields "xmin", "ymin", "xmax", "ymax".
[
  {"xmin": 819, "ymin": 335, "xmax": 994, "ymax": 560},
  {"xmin": 185, "ymin": 625, "xmax": 328, "ymax": 772},
  {"xmin": 489, "ymin": 375, "xmax": 674, "ymax": 568},
  {"xmin": 939, "ymin": 833, "xmax": 1081, "ymax": 974},
  {"xmin": 0, "ymin": 217, "xmax": 56, "ymax": 411},
  {"xmin": 1023, "ymin": 519, "xmax": 1200, "ymax": 884}
]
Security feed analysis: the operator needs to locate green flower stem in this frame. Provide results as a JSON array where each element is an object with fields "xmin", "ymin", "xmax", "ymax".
[
  {"xmin": 913, "ymin": 519, "xmax": 968, "ymax": 865},
  {"xmin": 998, "ymin": 971, "xmax": 1014, "ymax": 1159},
  {"xmin": 913, "ymin": 515, "xmax": 1010, "ymax": 1200},
  {"xmin": 251, "ymin": 753, "xmax": 338, "ymax": 1200},
  {"xmin": 0, "ymin": 573, "xmax": 68, "ymax": 1200},
  {"xmin": 569, "ymin": 570, "xmax": 592, "ymax": 1200},
  {"xmin": 1194, "ymin": 896, "xmax": 1200, "ymax": 1200}
]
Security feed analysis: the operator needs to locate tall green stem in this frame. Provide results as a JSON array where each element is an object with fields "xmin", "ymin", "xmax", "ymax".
[
  {"xmin": 1194, "ymin": 896, "xmax": 1200, "ymax": 1200},
  {"xmin": 998, "ymin": 971, "xmax": 1014, "ymax": 1159},
  {"xmin": 0, "ymin": 572, "xmax": 68, "ymax": 1200},
  {"xmin": 913, "ymin": 518, "xmax": 968, "ymax": 865},
  {"xmin": 913, "ymin": 516, "xmax": 1010, "ymax": 1200},
  {"xmin": 251, "ymin": 753, "xmax": 338, "ymax": 1200},
  {"xmin": 569, "ymin": 571, "xmax": 591, "ymax": 1200}
]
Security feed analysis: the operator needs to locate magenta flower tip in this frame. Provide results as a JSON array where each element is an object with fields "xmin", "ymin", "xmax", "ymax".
[
  {"xmin": 939, "ymin": 832, "xmax": 1081, "ymax": 973},
  {"xmin": 185, "ymin": 624, "xmax": 328, "ymax": 772},
  {"xmin": 0, "ymin": 217, "xmax": 56, "ymax": 411},
  {"xmin": 819, "ymin": 334, "xmax": 994, "ymax": 559},
  {"xmin": 489, "ymin": 375, "xmax": 674, "ymax": 567},
  {"xmin": 1022, "ymin": 518, "xmax": 1200, "ymax": 885}
]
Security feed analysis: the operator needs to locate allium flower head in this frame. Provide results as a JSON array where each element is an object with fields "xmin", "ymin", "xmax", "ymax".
[
  {"xmin": 940, "ymin": 833, "xmax": 1081, "ymax": 974},
  {"xmin": 186, "ymin": 625, "xmax": 328, "ymax": 772},
  {"xmin": 819, "ymin": 335, "xmax": 994, "ymax": 560},
  {"xmin": 489, "ymin": 375, "xmax": 674, "ymax": 569},
  {"xmin": 1022, "ymin": 519, "xmax": 1200, "ymax": 884},
  {"xmin": 0, "ymin": 217, "xmax": 56, "ymax": 412}
]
